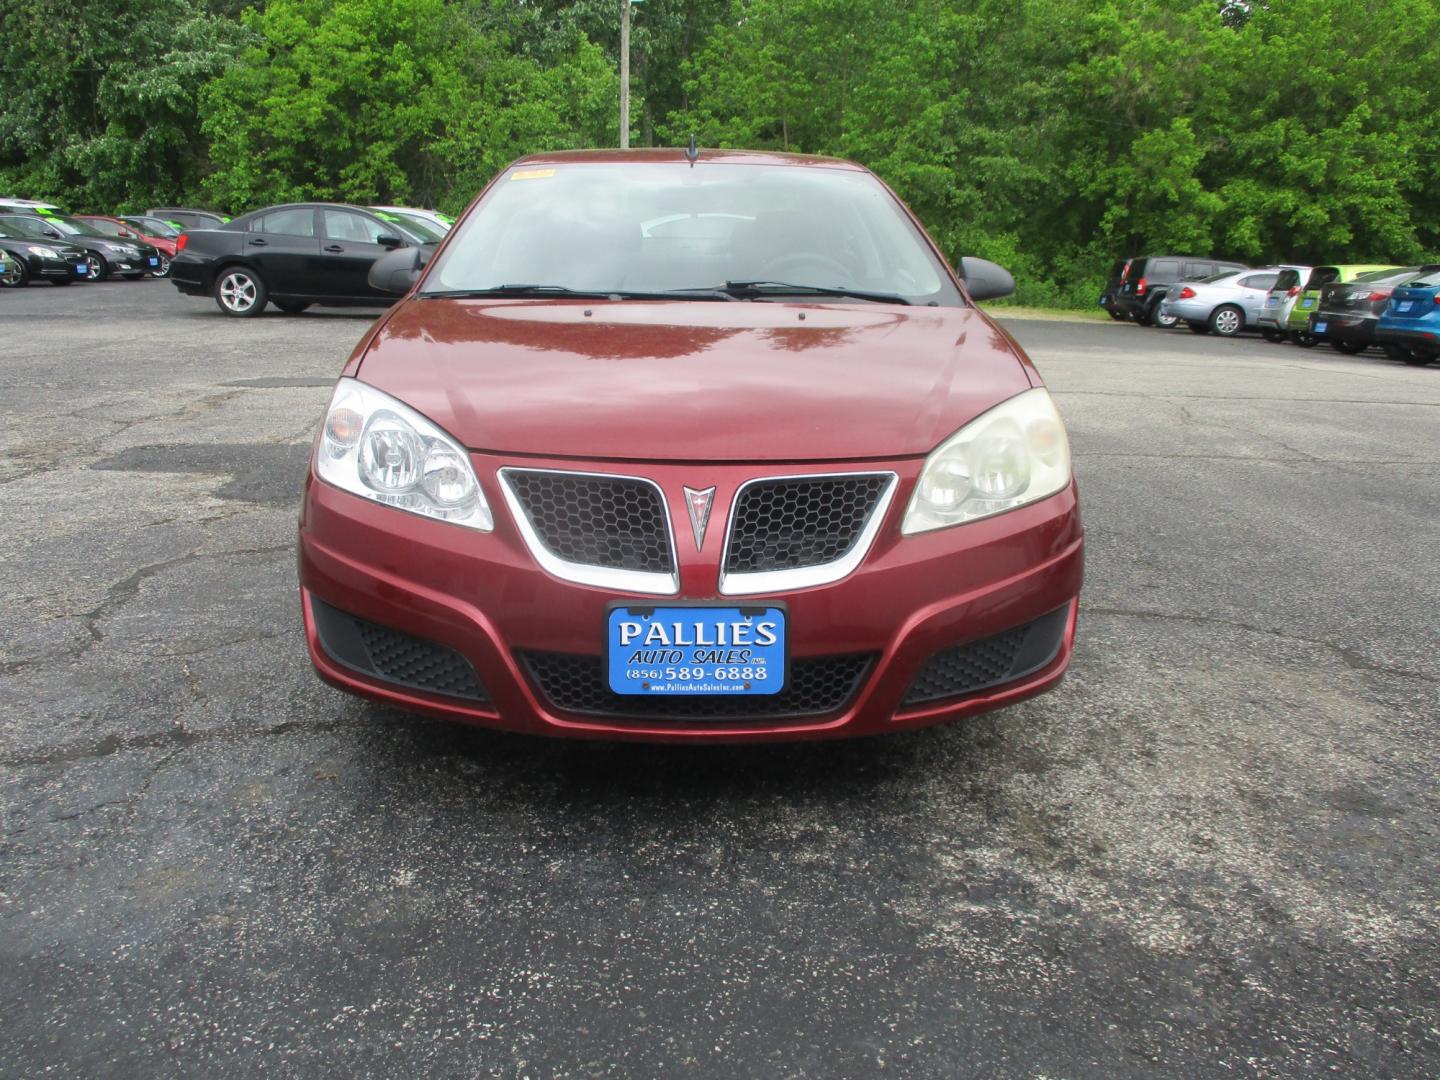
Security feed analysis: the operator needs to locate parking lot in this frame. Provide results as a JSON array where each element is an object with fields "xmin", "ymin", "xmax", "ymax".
[{"xmin": 3, "ymin": 280, "xmax": 1438, "ymax": 1076}]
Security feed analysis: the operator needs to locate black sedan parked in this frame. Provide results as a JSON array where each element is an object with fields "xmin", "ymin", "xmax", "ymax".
[
  {"xmin": 1312, "ymin": 265, "xmax": 1440, "ymax": 355},
  {"xmin": 0, "ymin": 222, "xmax": 91, "ymax": 287},
  {"xmin": 170, "ymin": 203, "xmax": 435, "ymax": 317},
  {"xmin": 0, "ymin": 213, "xmax": 160, "ymax": 280},
  {"xmin": 147, "ymin": 207, "xmax": 228, "ymax": 230}
]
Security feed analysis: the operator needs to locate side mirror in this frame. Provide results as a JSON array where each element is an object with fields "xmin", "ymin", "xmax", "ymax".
[
  {"xmin": 43, "ymin": 227, "xmax": 61, "ymax": 238},
  {"xmin": 958, "ymin": 256, "xmax": 1015, "ymax": 301},
  {"xmin": 368, "ymin": 244, "xmax": 424, "ymax": 294},
  {"xmin": 377, "ymin": 234, "xmax": 403, "ymax": 250}
]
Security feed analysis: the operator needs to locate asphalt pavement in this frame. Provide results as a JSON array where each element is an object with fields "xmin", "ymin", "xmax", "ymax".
[{"xmin": 3, "ymin": 280, "xmax": 1438, "ymax": 1078}]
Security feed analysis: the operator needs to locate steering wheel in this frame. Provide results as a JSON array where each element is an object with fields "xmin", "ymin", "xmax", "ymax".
[{"xmin": 756, "ymin": 252, "xmax": 853, "ymax": 286}]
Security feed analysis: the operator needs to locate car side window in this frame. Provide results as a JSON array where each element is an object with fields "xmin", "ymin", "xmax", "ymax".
[
  {"xmin": 1183, "ymin": 262, "xmax": 1211, "ymax": 279},
  {"xmin": 1240, "ymin": 273, "xmax": 1278, "ymax": 291},
  {"xmin": 1152, "ymin": 259, "xmax": 1181, "ymax": 277},
  {"xmin": 88, "ymin": 219, "xmax": 124, "ymax": 236},
  {"xmin": 323, "ymin": 211, "xmax": 387, "ymax": 244},
  {"xmin": 255, "ymin": 209, "xmax": 316, "ymax": 238}
]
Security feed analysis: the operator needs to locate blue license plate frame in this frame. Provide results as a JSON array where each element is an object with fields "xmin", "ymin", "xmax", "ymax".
[{"xmin": 605, "ymin": 602, "xmax": 788, "ymax": 696}]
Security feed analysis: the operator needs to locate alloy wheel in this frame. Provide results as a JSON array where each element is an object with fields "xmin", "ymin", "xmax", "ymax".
[
  {"xmin": 85, "ymin": 254, "xmax": 104, "ymax": 280},
  {"xmin": 154, "ymin": 255, "xmax": 171, "ymax": 279},
  {"xmin": 219, "ymin": 271, "xmax": 257, "ymax": 313},
  {"xmin": 0, "ymin": 261, "xmax": 22, "ymax": 287}
]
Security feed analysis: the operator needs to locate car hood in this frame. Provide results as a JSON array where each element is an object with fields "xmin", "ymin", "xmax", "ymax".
[{"xmin": 356, "ymin": 299, "xmax": 1033, "ymax": 461}]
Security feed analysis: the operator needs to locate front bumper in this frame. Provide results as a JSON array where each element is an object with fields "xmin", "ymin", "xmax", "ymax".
[
  {"xmin": 298, "ymin": 454, "xmax": 1084, "ymax": 742},
  {"xmin": 30, "ymin": 254, "xmax": 90, "ymax": 279}
]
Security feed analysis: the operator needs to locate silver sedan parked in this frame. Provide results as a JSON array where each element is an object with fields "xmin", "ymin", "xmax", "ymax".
[{"xmin": 1158, "ymin": 267, "xmax": 1302, "ymax": 336}]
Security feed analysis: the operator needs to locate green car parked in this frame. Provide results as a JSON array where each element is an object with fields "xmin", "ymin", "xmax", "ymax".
[{"xmin": 1287, "ymin": 264, "xmax": 1398, "ymax": 346}]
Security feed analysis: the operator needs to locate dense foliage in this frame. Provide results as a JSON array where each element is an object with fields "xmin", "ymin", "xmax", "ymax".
[{"xmin": 3, "ymin": 0, "xmax": 1437, "ymax": 305}]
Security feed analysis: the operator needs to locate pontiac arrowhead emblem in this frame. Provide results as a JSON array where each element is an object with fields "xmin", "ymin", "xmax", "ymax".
[{"xmin": 683, "ymin": 486, "xmax": 716, "ymax": 551}]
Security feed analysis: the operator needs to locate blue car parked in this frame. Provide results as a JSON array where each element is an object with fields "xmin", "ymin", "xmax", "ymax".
[{"xmin": 1376, "ymin": 266, "xmax": 1440, "ymax": 366}]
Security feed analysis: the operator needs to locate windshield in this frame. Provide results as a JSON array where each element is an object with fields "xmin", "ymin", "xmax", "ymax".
[
  {"xmin": 423, "ymin": 161, "xmax": 960, "ymax": 305},
  {"xmin": 375, "ymin": 210, "xmax": 444, "ymax": 242},
  {"xmin": 46, "ymin": 217, "xmax": 107, "ymax": 237},
  {"xmin": 127, "ymin": 216, "xmax": 179, "ymax": 237},
  {"xmin": 0, "ymin": 216, "xmax": 51, "ymax": 238},
  {"xmin": 373, "ymin": 211, "xmax": 442, "ymax": 244}
]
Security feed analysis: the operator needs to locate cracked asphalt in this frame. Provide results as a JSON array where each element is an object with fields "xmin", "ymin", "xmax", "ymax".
[{"xmin": 3, "ymin": 281, "xmax": 1438, "ymax": 1078}]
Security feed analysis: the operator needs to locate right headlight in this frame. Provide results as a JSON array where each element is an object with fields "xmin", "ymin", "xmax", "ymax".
[
  {"xmin": 26, "ymin": 245, "xmax": 59, "ymax": 257},
  {"xmin": 315, "ymin": 377, "xmax": 493, "ymax": 531},
  {"xmin": 902, "ymin": 387, "xmax": 1072, "ymax": 535}
]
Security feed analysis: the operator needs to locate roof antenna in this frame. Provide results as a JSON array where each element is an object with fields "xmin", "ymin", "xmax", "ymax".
[{"xmin": 684, "ymin": 133, "xmax": 699, "ymax": 166}]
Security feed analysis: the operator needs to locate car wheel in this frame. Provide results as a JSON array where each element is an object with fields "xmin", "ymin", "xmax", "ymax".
[
  {"xmin": 1186, "ymin": 320, "xmax": 1209, "ymax": 334},
  {"xmin": 274, "ymin": 300, "xmax": 311, "ymax": 314},
  {"xmin": 214, "ymin": 267, "xmax": 268, "ymax": 317},
  {"xmin": 1260, "ymin": 328, "xmax": 1286, "ymax": 343},
  {"xmin": 1289, "ymin": 330, "xmax": 1318, "ymax": 348},
  {"xmin": 1135, "ymin": 307, "xmax": 1154, "ymax": 327},
  {"xmin": 1108, "ymin": 309, "xmax": 1125, "ymax": 321},
  {"xmin": 152, "ymin": 255, "xmax": 171, "ymax": 279},
  {"xmin": 1153, "ymin": 306, "xmax": 1180, "ymax": 329},
  {"xmin": 85, "ymin": 254, "xmax": 108, "ymax": 281},
  {"xmin": 0, "ymin": 259, "xmax": 29, "ymax": 288},
  {"xmin": 1333, "ymin": 339, "xmax": 1366, "ymax": 355},
  {"xmin": 1402, "ymin": 351, "xmax": 1436, "ymax": 367},
  {"xmin": 1382, "ymin": 344, "xmax": 1416, "ymax": 364},
  {"xmin": 1209, "ymin": 305, "xmax": 1244, "ymax": 337}
]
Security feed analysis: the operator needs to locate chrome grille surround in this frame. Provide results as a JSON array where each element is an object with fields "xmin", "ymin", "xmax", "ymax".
[
  {"xmin": 499, "ymin": 467, "xmax": 679, "ymax": 595},
  {"xmin": 719, "ymin": 471, "xmax": 899, "ymax": 596}
]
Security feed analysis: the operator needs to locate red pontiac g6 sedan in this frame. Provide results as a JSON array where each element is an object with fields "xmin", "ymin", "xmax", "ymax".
[{"xmin": 298, "ymin": 149, "xmax": 1083, "ymax": 742}]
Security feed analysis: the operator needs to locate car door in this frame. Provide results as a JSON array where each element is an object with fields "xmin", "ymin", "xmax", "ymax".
[
  {"xmin": 318, "ymin": 209, "xmax": 401, "ymax": 301},
  {"xmin": 241, "ymin": 208, "xmax": 320, "ymax": 295},
  {"xmin": 1235, "ymin": 272, "xmax": 1278, "ymax": 322}
]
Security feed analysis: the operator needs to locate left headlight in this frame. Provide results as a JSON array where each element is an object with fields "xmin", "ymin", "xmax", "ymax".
[
  {"xmin": 902, "ymin": 387, "xmax": 1072, "ymax": 535},
  {"xmin": 315, "ymin": 377, "xmax": 493, "ymax": 531}
]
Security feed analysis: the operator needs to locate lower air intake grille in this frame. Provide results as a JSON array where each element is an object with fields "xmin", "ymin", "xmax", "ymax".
[
  {"xmin": 902, "ymin": 605, "xmax": 1071, "ymax": 706},
  {"xmin": 519, "ymin": 651, "xmax": 873, "ymax": 721},
  {"xmin": 311, "ymin": 598, "xmax": 489, "ymax": 702}
]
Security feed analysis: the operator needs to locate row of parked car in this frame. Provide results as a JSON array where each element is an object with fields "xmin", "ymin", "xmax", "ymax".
[
  {"xmin": 1099, "ymin": 255, "xmax": 1440, "ymax": 367},
  {"xmin": 0, "ymin": 197, "xmax": 451, "ymax": 300}
]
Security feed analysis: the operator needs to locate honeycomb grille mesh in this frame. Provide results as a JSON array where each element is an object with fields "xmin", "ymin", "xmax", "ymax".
[
  {"xmin": 353, "ymin": 621, "xmax": 489, "ymax": 701},
  {"xmin": 725, "ymin": 475, "xmax": 890, "ymax": 574},
  {"xmin": 505, "ymin": 470, "xmax": 673, "ymax": 573},
  {"xmin": 902, "ymin": 607, "xmax": 1070, "ymax": 706},
  {"xmin": 520, "ymin": 651, "xmax": 873, "ymax": 721}
]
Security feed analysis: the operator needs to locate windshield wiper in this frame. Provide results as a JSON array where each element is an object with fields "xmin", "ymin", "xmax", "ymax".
[
  {"xmin": 419, "ymin": 284, "xmax": 738, "ymax": 302},
  {"xmin": 420, "ymin": 284, "xmax": 617, "ymax": 299},
  {"xmin": 720, "ymin": 280, "xmax": 913, "ymax": 305}
]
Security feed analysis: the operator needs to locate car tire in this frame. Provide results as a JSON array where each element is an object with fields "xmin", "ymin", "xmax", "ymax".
[
  {"xmin": 1289, "ymin": 330, "xmax": 1318, "ymax": 348},
  {"xmin": 1382, "ymin": 344, "xmax": 1416, "ymax": 364},
  {"xmin": 214, "ymin": 266, "xmax": 268, "ymax": 317},
  {"xmin": 85, "ymin": 254, "xmax": 108, "ymax": 282},
  {"xmin": 1333, "ymin": 339, "xmax": 1366, "ymax": 355},
  {"xmin": 274, "ymin": 300, "xmax": 311, "ymax": 314},
  {"xmin": 152, "ymin": 255, "xmax": 171, "ymax": 279},
  {"xmin": 1, "ymin": 259, "xmax": 30, "ymax": 287},
  {"xmin": 1186, "ymin": 321, "xmax": 1209, "ymax": 334},
  {"xmin": 1135, "ymin": 306, "xmax": 1155, "ymax": 327},
  {"xmin": 1402, "ymin": 351, "xmax": 1435, "ymax": 368},
  {"xmin": 1107, "ymin": 309, "xmax": 1125, "ymax": 321},
  {"xmin": 1209, "ymin": 305, "xmax": 1244, "ymax": 337},
  {"xmin": 1152, "ymin": 305, "xmax": 1180, "ymax": 329},
  {"xmin": 1260, "ymin": 328, "xmax": 1286, "ymax": 343}
]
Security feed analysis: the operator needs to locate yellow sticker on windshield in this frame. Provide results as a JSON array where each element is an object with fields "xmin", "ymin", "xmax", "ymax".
[{"xmin": 511, "ymin": 168, "xmax": 555, "ymax": 181}]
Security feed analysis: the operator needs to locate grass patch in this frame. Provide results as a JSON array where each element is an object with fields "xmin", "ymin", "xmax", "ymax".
[{"xmin": 980, "ymin": 303, "xmax": 1111, "ymax": 323}]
